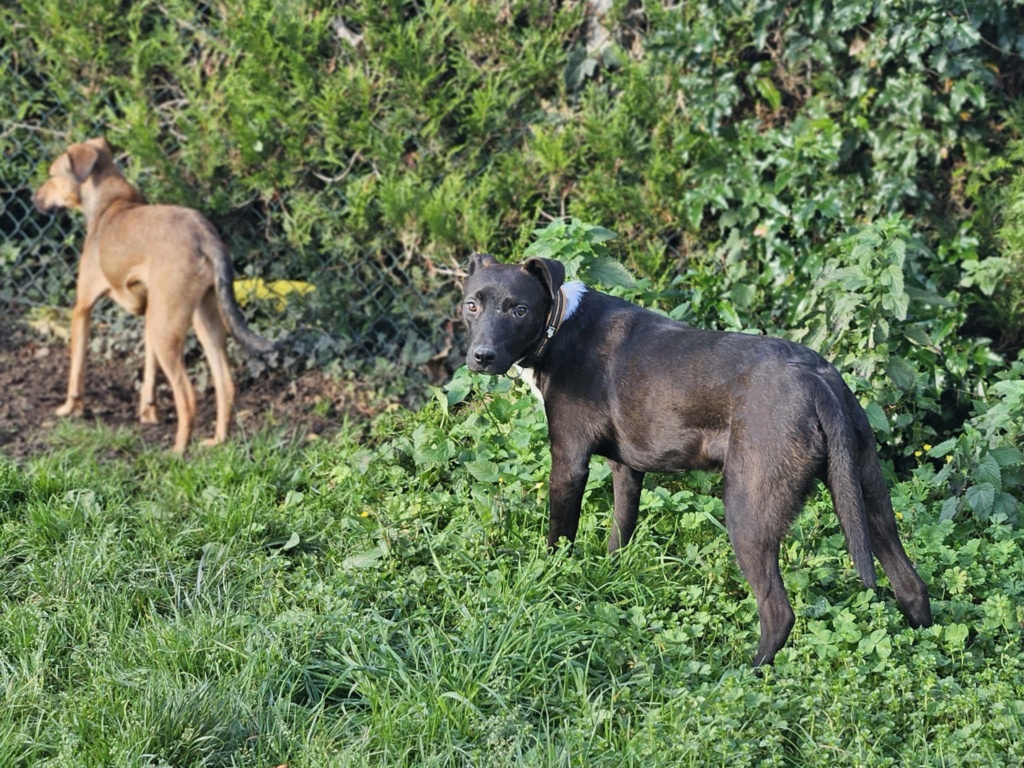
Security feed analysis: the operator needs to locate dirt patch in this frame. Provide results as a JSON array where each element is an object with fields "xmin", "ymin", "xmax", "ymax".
[{"xmin": 0, "ymin": 315, "xmax": 379, "ymax": 461}]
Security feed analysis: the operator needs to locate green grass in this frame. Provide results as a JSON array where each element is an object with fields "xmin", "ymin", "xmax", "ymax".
[{"xmin": 1, "ymin": 383, "xmax": 1022, "ymax": 767}]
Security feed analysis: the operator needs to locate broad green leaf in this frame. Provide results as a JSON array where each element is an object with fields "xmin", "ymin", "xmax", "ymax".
[
  {"xmin": 927, "ymin": 439, "xmax": 957, "ymax": 458},
  {"xmin": 342, "ymin": 546, "xmax": 385, "ymax": 570},
  {"xmin": 884, "ymin": 357, "xmax": 916, "ymax": 391},
  {"xmin": 965, "ymin": 482, "xmax": 996, "ymax": 515},
  {"xmin": 989, "ymin": 446, "xmax": 1024, "ymax": 467},
  {"xmin": 465, "ymin": 459, "xmax": 500, "ymax": 483},
  {"xmin": 945, "ymin": 623, "xmax": 969, "ymax": 647},
  {"xmin": 993, "ymin": 492, "xmax": 1020, "ymax": 519},
  {"xmin": 864, "ymin": 402, "xmax": 890, "ymax": 434},
  {"xmin": 755, "ymin": 77, "xmax": 782, "ymax": 111},
  {"xmin": 939, "ymin": 496, "xmax": 960, "ymax": 522},
  {"xmin": 716, "ymin": 301, "xmax": 742, "ymax": 330},
  {"xmin": 903, "ymin": 324, "xmax": 937, "ymax": 349},
  {"xmin": 445, "ymin": 367, "xmax": 475, "ymax": 409},
  {"xmin": 584, "ymin": 256, "xmax": 634, "ymax": 288},
  {"xmin": 583, "ymin": 225, "xmax": 618, "ymax": 244},
  {"xmin": 973, "ymin": 454, "xmax": 1002, "ymax": 487}
]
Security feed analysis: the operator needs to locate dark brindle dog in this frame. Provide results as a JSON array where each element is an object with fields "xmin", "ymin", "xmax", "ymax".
[{"xmin": 462, "ymin": 254, "xmax": 932, "ymax": 666}]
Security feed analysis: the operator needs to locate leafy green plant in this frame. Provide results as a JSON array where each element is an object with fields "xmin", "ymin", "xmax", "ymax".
[
  {"xmin": 523, "ymin": 218, "xmax": 633, "ymax": 288},
  {"xmin": 921, "ymin": 360, "xmax": 1024, "ymax": 525},
  {"xmin": 788, "ymin": 215, "xmax": 986, "ymax": 454},
  {"xmin": 959, "ymin": 130, "xmax": 1024, "ymax": 353}
]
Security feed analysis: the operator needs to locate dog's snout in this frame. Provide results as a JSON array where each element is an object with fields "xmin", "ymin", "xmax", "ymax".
[
  {"xmin": 32, "ymin": 190, "xmax": 49, "ymax": 213},
  {"xmin": 473, "ymin": 346, "xmax": 497, "ymax": 367}
]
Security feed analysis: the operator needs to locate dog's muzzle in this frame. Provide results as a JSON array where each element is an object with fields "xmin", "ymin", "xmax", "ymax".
[
  {"xmin": 467, "ymin": 344, "xmax": 512, "ymax": 375},
  {"xmin": 32, "ymin": 190, "xmax": 53, "ymax": 213}
]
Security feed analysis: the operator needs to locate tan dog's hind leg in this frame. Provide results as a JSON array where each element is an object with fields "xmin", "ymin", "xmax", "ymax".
[
  {"xmin": 147, "ymin": 303, "xmax": 197, "ymax": 453},
  {"xmin": 138, "ymin": 341, "xmax": 159, "ymax": 424},
  {"xmin": 58, "ymin": 252, "xmax": 110, "ymax": 417},
  {"xmin": 193, "ymin": 289, "xmax": 235, "ymax": 446}
]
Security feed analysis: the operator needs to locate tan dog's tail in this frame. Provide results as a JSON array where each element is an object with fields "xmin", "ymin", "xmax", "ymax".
[{"xmin": 201, "ymin": 223, "xmax": 277, "ymax": 354}]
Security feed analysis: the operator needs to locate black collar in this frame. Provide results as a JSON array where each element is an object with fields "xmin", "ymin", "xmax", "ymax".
[{"xmin": 519, "ymin": 286, "xmax": 566, "ymax": 368}]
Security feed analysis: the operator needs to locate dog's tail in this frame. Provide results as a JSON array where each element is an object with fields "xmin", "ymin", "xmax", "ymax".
[
  {"xmin": 201, "ymin": 223, "xmax": 277, "ymax": 354},
  {"xmin": 815, "ymin": 372, "xmax": 877, "ymax": 590}
]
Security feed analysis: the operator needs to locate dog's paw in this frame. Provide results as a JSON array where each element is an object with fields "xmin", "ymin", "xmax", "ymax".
[
  {"xmin": 139, "ymin": 405, "xmax": 159, "ymax": 424},
  {"xmin": 55, "ymin": 399, "xmax": 84, "ymax": 418},
  {"xmin": 201, "ymin": 436, "xmax": 225, "ymax": 448}
]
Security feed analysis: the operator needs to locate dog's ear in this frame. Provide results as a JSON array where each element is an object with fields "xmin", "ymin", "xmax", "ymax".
[
  {"xmin": 66, "ymin": 143, "xmax": 100, "ymax": 183},
  {"xmin": 467, "ymin": 252, "xmax": 498, "ymax": 276},
  {"xmin": 85, "ymin": 137, "xmax": 113, "ymax": 154},
  {"xmin": 523, "ymin": 257, "xmax": 566, "ymax": 299}
]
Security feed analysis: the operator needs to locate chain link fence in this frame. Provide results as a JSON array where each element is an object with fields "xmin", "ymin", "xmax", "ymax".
[{"xmin": 0, "ymin": 51, "xmax": 463, "ymax": 392}]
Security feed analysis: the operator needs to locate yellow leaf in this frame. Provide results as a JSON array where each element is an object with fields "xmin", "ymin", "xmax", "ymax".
[{"xmin": 233, "ymin": 278, "xmax": 315, "ymax": 311}]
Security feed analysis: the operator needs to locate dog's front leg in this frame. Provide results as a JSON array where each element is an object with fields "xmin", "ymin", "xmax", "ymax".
[
  {"xmin": 608, "ymin": 460, "xmax": 644, "ymax": 552},
  {"xmin": 546, "ymin": 445, "xmax": 590, "ymax": 550},
  {"xmin": 57, "ymin": 251, "xmax": 109, "ymax": 418},
  {"xmin": 57, "ymin": 299, "xmax": 100, "ymax": 417}
]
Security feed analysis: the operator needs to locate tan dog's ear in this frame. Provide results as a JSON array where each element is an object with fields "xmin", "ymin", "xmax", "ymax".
[
  {"xmin": 85, "ymin": 136, "xmax": 113, "ymax": 153},
  {"xmin": 66, "ymin": 144, "xmax": 100, "ymax": 182}
]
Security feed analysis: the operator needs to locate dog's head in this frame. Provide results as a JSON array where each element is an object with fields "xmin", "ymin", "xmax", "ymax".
[
  {"xmin": 462, "ymin": 253, "xmax": 565, "ymax": 374},
  {"xmin": 33, "ymin": 137, "xmax": 114, "ymax": 213}
]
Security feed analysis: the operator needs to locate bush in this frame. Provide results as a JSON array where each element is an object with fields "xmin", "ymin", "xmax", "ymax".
[{"xmin": 1, "ymin": 0, "xmax": 1021, "ymax": 472}]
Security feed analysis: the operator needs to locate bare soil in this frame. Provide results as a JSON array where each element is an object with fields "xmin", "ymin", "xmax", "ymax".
[{"xmin": 0, "ymin": 316, "xmax": 375, "ymax": 461}]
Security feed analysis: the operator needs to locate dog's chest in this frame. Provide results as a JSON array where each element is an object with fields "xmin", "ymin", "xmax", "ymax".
[{"xmin": 513, "ymin": 365, "xmax": 544, "ymax": 404}]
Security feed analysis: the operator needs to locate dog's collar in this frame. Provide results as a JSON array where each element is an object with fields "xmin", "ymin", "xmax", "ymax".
[{"xmin": 519, "ymin": 286, "xmax": 568, "ymax": 368}]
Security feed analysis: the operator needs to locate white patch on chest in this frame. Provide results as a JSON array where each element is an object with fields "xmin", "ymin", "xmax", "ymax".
[{"xmin": 513, "ymin": 364, "xmax": 544, "ymax": 403}]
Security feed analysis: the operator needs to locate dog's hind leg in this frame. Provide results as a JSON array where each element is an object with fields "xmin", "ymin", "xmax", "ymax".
[
  {"xmin": 147, "ymin": 304, "xmax": 196, "ymax": 453},
  {"xmin": 723, "ymin": 472, "xmax": 797, "ymax": 667},
  {"xmin": 608, "ymin": 460, "xmax": 644, "ymax": 552},
  {"xmin": 139, "ymin": 341, "xmax": 159, "ymax": 424},
  {"xmin": 193, "ymin": 289, "xmax": 235, "ymax": 446},
  {"xmin": 859, "ymin": 457, "xmax": 932, "ymax": 629}
]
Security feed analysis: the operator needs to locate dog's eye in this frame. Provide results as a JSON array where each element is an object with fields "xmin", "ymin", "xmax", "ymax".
[
  {"xmin": 465, "ymin": 300, "xmax": 478, "ymax": 313},
  {"xmin": 513, "ymin": 306, "xmax": 528, "ymax": 318}
]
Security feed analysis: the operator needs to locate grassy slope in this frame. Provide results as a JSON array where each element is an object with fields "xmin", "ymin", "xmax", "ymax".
[{"xmin": 0, "ymin": 386, "xmax": 1022, "ymax": 767}]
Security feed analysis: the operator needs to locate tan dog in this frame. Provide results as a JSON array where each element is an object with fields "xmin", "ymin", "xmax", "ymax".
[{"xmin": 33, "ymin": 137, "xmax": 275, "ymax": 452}]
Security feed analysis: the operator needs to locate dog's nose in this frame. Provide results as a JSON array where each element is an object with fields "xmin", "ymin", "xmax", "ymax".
[
  {"xmin": 473, "ymin": 346, "xmax": 497, "ymax": 367},
  {"xmin": 32, "ymin": 190, "xmax": 53, "ymax": 213}
]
